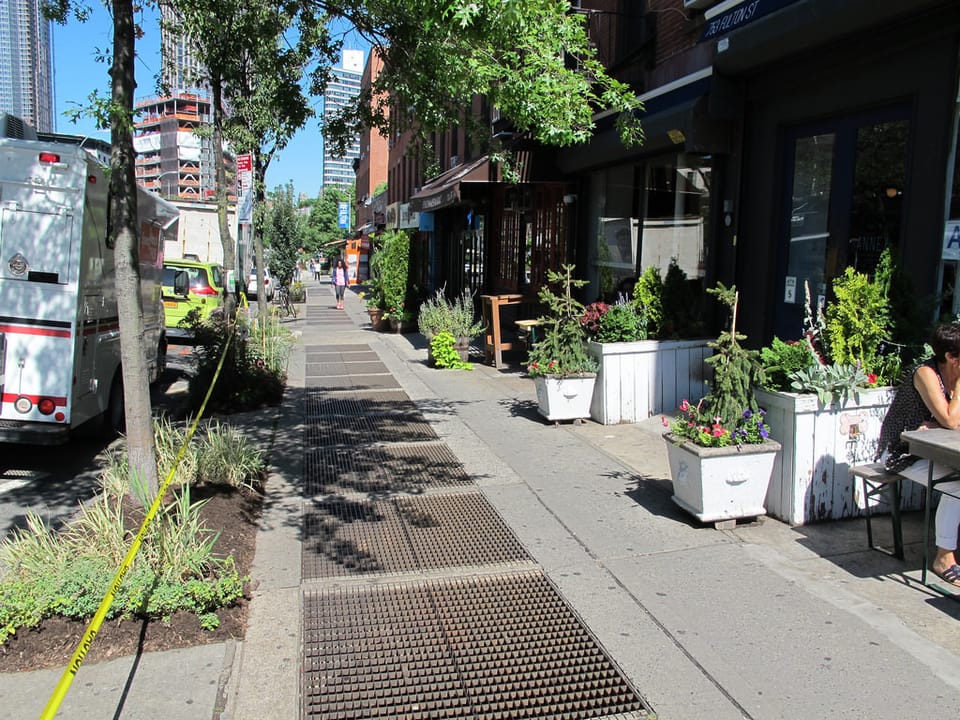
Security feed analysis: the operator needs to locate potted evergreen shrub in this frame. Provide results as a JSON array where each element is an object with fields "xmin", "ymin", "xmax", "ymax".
[
  {"xmin": 663, "ymin": 282, "xmax": 781, "ymax": 527},
  {"xmin": 372, "ymin": 230, "xmax": 411, "ymax": 332},
  {"xmin": 526, "ymin": 265, "xmax": 598, "ymax": 424},
  {"xmin": 585, "ymin": 262, "xmax": 713, "ymax": 425}
]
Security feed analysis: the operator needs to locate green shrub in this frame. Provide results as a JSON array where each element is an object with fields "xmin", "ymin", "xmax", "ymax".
[
  {"xmin": 430, "ymin": 332, "xmax": 473, "ymax": 370},
  {"xmin": 634, "ymin": 266, "xmax": 663, "ymax": 337},
  {"xmin": 593, "ymin": 299, "xmax": 647, "ymax": 343},
  {"xmin": 760, "ymin": 337, "xmax": 817, "ymax": 392},
  {"xmin": 186, "ymin": 311, "xmax": 292, "ymax": 414}
]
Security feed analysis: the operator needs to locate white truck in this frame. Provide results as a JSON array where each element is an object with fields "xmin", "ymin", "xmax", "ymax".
[{"xmin": 0, "ymin": 121, "xmax": 179, "ymax": 444}]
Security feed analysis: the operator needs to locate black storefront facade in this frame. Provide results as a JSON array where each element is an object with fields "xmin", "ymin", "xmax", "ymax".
[
  {"xmin": 716, "ymin": 0, "xmax": 960, "ymax": 345},
  {"xmin": 560, "ymin": 0, "xmax": 960, "ymax": 348}
]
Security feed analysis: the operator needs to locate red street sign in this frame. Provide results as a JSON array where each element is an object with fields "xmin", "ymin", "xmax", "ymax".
[{"xmin": 236, "ymin": 153, "xmax": 252, "ymax": 173}]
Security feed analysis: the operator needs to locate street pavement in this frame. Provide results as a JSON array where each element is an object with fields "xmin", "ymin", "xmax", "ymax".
[{"xmin": 3, "ymin": 279, "xmax": 960, "ymax": 719}]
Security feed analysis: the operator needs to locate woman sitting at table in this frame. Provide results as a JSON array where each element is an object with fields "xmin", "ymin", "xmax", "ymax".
[{"xmin": 877, "ymin": 322, "xmax": 960, "ymax": 586}]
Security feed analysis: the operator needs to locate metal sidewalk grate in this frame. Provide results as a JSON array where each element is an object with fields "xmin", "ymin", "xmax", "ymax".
[
  {"xmin": 305, "ymin": 374, "xmax": 401, "ymax": 390},
  {"xmin": 303, "ymin": 571, "xmax": 651, "ymax": 720},
  {"xmin": 307, "ymin": 344, "xmax": 371, "ymax": 353},
  {"xmin": 304, "ymin": 443, "xmax": 471, "ymax": 495},
  {"xmin": 304, "ymin": 414, "xmax": 437, "ymax": 447},
  {"xmin": 306, "ymin": 351, "xmax": 379, "ymax": 363},
  {"xmin": 302, "ymin": 493, "xmax": 531, "ymax": 578},
  {"xmin": 305, "ymin": 389, "xmax": 418, "ymax": 419},
  {"xmin": 306, "ymin": 361, "xmax": 389, "ymax": 377}
]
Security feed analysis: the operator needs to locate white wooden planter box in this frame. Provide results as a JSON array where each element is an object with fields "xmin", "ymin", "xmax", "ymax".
[
  {"xmin": 588, "ymin": 339, "xmax": 713, "ymax": 424},
  {"xmin": 664, "ymin": 433, "xmax": 781, "ymax": 525},
  {"xmin": 755, "ymin": 387, "xmax": 924, "ymax": 525},
  {"xmin": 534, "ymin": 375, "xmax": 596, "ymax": 423}
]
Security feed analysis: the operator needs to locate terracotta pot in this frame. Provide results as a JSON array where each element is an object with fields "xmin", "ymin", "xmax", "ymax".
[{"xmin": 367, "ymin": 308, "xmax": 385, "ymax": 330}]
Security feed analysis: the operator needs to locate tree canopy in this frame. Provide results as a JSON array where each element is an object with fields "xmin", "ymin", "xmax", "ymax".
[{"xmin": 317, "ymin": 0, "xmax": 643, "ymax": 154}]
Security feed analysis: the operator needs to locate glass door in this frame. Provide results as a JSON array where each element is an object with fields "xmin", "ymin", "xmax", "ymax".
[{"xmin": 774, "ymin": 107, "xmax": 909, "ymax": 339}]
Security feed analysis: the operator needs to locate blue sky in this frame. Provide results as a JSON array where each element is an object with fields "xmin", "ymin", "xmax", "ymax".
[{"xmin": 51, "ymin": 5, "xmax": 367, "ymax": 200}]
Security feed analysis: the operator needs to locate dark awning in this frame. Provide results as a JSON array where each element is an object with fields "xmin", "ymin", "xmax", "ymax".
[
  {"xmin": 408, "ymin": 156, "xmax": 493, "ymax": 212},
  {"xmin": 557, "ymin": 78, "xmax": 731, "ymax": 174}
]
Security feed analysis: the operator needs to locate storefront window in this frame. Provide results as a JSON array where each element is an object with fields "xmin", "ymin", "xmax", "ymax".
[
  {"xmin": 942, "ymin": 69, "xmax": 960, "ymax": 317},
  {"xmin": 587, "ymin": 165, "xmax": 639, "ymax": 299},
  {"xmin": 639, "ymin": 154, "xmax": 710, "ymax": 283},
  {"xmin": 785, "ymin": 133, "xmax": 835, "ymax": 308}
]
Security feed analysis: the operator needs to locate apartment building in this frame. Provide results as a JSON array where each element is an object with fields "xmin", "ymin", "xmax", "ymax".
[
  {"xmin": 322, "ymin": 49, "xmax": 363, "ymax": 189},
  {"xmin": 0, "ymin": 0, "xmax": 53, "ymax": 132}
]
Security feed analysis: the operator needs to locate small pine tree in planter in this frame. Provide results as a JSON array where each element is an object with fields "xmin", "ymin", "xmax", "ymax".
[
  {"xmin": 663, "ymin": 282, "xmax": 781, "ymax": 527},
  {"xmin": 526, "ymin": 265, "xmax": 598, "ymax": 424}
]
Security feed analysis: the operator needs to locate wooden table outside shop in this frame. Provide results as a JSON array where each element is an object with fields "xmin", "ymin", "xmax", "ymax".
[
  {"xmin": 900, "ymin": 428, "xmax": 960, "ymax": 592},
  {"xmin": 481, "ymin": 294, "xmax": 523, "ymax": 369}
]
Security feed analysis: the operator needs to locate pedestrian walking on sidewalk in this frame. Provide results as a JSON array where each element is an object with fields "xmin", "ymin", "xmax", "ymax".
[{"xmin": 333, "ymin": 258, "xmax": 348, "ymax": 309}]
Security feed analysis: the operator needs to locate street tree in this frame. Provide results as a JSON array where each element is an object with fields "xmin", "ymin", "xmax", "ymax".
[
  {"xmin": 45, "ymin": 0, "xmax": 160, "ymax": 499},
  {"xmin": 318, "ymin": 0, "xmax": 643, "ymax": 155},
  {"xmin": 305, "ymin": 186, "xmax": 352, "ymax": 257},
  {"xmin": 211, "ymin": 3, "xmax": 330, "ymax": 323},
  {"xmin": 265, "ymin": 183, "xmax": 304, "ymax": 284}
]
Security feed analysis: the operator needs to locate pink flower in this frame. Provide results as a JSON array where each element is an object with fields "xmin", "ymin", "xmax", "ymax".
[
  {"xmin": 679, "ymin": 399, "xmax": 690, "ymax": 412},
  {"xmin": 867, "ymin": 372, "xmax": 878, "ymax": 386},
  {"xmin": 661, "ymin": 416, "xmax": 669, "ymax": 427}
]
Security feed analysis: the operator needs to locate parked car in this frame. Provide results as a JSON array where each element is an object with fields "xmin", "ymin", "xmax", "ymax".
[
  {"xmin": 162, "ymin": 259, "xmax": 226, "ymax": 336},
  {"xmin": 247, "ymin": 267, "xmax": 275, "ymax": 301}
]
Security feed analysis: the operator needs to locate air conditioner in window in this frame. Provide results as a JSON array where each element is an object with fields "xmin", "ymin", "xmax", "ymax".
[{"xmin": 683, "ymin": 0, "xmax": 714, "ymax": 9}]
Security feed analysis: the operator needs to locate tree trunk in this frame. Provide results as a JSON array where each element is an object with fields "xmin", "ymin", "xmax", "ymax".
[
  {"xmin": 111, "ymin": 0, "xmax": 159, "ymax": 500},
  {"xmin": 211, "ymin": 72, "xmax": 236, "ymax": 317}
]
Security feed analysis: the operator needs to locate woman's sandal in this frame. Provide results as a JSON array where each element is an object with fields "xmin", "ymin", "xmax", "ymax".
[{"xmin": 934, "ymin": 564, "xmax": 960, "ymax": 587}]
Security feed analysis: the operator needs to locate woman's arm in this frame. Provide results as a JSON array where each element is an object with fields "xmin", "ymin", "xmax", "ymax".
[{"xmin": 915, "ymin": 363, "xmax": 960, "ymax": 429}]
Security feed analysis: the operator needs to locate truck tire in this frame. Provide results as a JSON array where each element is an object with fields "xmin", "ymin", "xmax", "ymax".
[{"xmin": 103, "ymin": 373, "xmax": 125, "ymax": 438}]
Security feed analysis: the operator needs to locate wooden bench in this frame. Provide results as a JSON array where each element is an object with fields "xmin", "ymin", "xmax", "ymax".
[{"xmin": 850, "ymin": 462, "xmax": 904, "ymax": 560}]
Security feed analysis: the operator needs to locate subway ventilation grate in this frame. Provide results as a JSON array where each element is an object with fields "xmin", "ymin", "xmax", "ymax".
[
  {"xmin": 305, "ymin": 374, "xmax": 402, "ymax": 391},
  {"xmin": 305, "ymin": 389, "xmax": 418, "ymax": 418},
  {"xmin": 303, "ymin": 571, "xmax": 651, "ymax": 720},
  {"xmin": 304, "ymin": 414, "xmax": 438, "ymax": 447},
  {"xmin": 303, "ymin": 443, "xmax": 472, "ymax": 496},
  {"xmin": 306, "ymin": 351, "xmax": 379, "ymax": 363},
  {"xmin": 302, "ymin": 492, "xmax": 532, "ymax": 579},
  {"xmin": 307, "ymin": 344, "xmax": 372, "ymax": 353},
  {"xmin": 306, "ymin": 361, "xmax": 389, "ymax": 377}
]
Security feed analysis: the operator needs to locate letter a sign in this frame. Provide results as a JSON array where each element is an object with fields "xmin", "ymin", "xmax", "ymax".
[{"xmin": 944, "ymin": 221, "xmax": 960, "ymax": 260}]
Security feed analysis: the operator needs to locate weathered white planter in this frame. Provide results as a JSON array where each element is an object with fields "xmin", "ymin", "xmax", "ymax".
[
  {"xmin": 755, "ymin": 387, "xmax": 923, "ymax": 525},
  {"xmin": 588, "ymin": 339, "xmax": 713, "ymax": 424},
  {"xmin": 534, "ymin": 375, "xmax": 597, "ymax": 423},
  {"xmin": 664, "ymin": 433, "xmax": 781, "ymax": 525}
]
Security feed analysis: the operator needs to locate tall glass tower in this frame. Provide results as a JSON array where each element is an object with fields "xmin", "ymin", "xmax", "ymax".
[
  {"xmin": 322, "ymin": 49, "xmax": 363, "ymax": 189},
  {"xmin": 0, "ymin": 0, "xmax": 54, "ymax": 132}
]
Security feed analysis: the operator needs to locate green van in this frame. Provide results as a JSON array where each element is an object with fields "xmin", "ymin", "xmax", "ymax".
[{"xmin": 162, "ymin": 258, "xmax": 226, "ymax": 336}]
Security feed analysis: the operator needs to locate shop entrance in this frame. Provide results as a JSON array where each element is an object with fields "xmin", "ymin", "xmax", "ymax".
[{"xmin": 774, "ymin": 105, "xmax": 909, "ymax": 339}]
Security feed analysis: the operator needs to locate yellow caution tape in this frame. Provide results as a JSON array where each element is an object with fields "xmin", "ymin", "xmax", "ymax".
[{"xmin": 39, "ymin": 324, "xmax": 236, "ymax": 720}]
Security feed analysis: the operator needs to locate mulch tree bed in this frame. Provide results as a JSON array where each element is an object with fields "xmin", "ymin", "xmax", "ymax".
[{"xmin": 0, "ymin": 484, "xmax": 263, "ymax": 674}]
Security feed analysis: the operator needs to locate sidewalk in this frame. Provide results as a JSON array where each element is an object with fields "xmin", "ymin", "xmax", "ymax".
[{"xmin": 5, "ymin": 281, "xmax": 960, "ymax": 719}]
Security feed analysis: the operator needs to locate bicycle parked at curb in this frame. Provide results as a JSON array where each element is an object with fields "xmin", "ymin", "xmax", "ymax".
[{"xmin": 275, "ymin": 283, "xmax": 297, "ymax": 319}]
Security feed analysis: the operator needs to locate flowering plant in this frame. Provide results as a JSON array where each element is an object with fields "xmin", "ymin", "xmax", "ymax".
[{"xmin": 664, "ymin": 399, "xmax": 771, "ymax": 449}]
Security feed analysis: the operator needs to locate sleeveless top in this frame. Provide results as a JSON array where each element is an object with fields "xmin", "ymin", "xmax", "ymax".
[{"xmin": 875, "ymin": 358, "xmax": 946, "ymax": 461}]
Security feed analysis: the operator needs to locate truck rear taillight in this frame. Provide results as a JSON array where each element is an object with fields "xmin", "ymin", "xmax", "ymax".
[
  {"xmin": 37, "ymin": 398, "xmax": 56, "ymax": 415},
  {"xmin": 38, "ymin": 152, "xmax": 61, "ymax": 164},
  {"xmin": 192, "ymin": 285, "xmax": 218, "ymax": 296}
]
